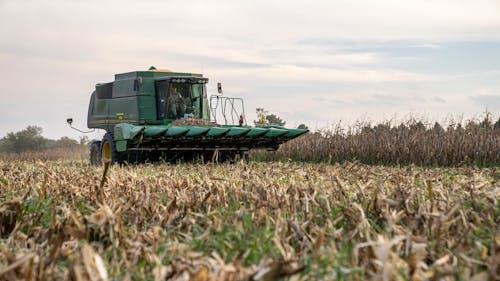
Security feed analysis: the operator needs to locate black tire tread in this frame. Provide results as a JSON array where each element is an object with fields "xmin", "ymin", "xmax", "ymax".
[
  {"xmin": 89, "ymin": 141, "xmax": 102, "ymax": 166},
  {"xmin": 100, "ymin": 133, "xmax": 127, "ymax": 165}
]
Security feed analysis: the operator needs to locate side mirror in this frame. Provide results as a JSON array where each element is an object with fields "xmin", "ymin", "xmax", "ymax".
[
  {"xmin": 217, "ymin": 82, "xmax": 223, "ymax": 95},
  {"xmin": 66, "ymin": 118, "xmax": 95, "ymax": 134}
]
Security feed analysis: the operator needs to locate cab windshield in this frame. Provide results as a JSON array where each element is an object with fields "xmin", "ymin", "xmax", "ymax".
[{"xmin": 156, "ymin": 80, "xmax": 207, "ymax": 120}]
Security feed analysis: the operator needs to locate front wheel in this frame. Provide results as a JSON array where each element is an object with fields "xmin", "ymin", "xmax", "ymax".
[
  {"xmin": 239, "ymin": 151, "xmax": 250, "ymax": 163},
  {"xmin": 100, "ymin": 133, "xmax": 127, "ymax": 165}
]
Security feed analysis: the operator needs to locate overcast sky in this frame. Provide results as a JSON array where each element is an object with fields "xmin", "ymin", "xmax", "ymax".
[{"xmin": 1, "ymin": 0, "xmax": 499, "ymax": 139}]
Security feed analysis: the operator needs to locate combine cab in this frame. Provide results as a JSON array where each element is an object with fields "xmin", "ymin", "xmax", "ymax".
[{"xmin": 84, "ymin": 67, "xmax": 308, "ymax": 164}]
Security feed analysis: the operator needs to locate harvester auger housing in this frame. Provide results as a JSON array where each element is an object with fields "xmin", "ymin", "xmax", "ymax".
[{"xmin": 86, "ymin": 68, "xmax": 308, "ymax": 164}]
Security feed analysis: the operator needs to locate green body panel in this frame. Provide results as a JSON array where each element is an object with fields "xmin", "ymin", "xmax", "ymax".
[
  {"xmin": 284, "ymin": 128, "xmax": 308, "ymax": 138},
  {"xmin": 137, "ymin": 95, "xmax": 156, "ymax": 122},
  {"xmin": 246, "ymin": 127, "xmax": 269, "ymax": 137},
  {"xmin": 227, "ymin": 127, "xmax": 250, "ymax": 137},
  {"xmin": 206, "ymin": 127, "xmax": 229, "ymax": 137},
  {"xmin": 186, "ymin": 127, "xmax": 210, "ymax": 137},
  {"xmin": 144, "ymin": 126, "xmax": 169, "ymax": 136},
  {"xmin": 114, "ymin": 123, "xmax": 144, "ymax": 140},
  {"xmin": 165, "ymin": 126, "xmax": 189, "ymax": 137},
  {"xmin": 116, "ymin": 140, "xmax": 128, "ymax": 152},
  {"xmin": 87, "ymin": 69, "xmax": 308, "ymax": 153},
  {"xmin": 264, "ymin": 128, "xmax": 288, "ymax": 138},
  {"xmin": 114, "ymin": 123, "xmax": 145, "ymax": 152}
]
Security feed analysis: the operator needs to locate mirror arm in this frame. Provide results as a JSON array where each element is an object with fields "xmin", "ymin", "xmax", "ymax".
[{"xmin": 66, "ymin": 118, "xmax": 95, "ymax": 134}]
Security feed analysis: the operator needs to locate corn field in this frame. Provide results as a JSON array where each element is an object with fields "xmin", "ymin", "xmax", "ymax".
[
  {"xmin": 255, "ymin": 118, "xmax": 500, "ymax": 166},
  {"xmin": 0, "ymin": 147, "xmax": 88, "ymax": 162},
  {"xmin": 0, "ymin": 160, "xmax": 498, "ymax": 280}
]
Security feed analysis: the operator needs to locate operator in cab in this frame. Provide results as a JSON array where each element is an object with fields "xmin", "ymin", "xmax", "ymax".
[{"xmin": 168, "ymin": 85, "xmax": 186, "ymax": 119}]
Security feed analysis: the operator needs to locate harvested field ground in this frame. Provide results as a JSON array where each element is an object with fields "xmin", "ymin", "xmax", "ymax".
[{"xmin": 0, "ymin": 161, "xmax": 498, "ymax": 280}]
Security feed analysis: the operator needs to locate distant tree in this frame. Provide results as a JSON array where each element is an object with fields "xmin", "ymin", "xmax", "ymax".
[
  {"xmin": 297, "ymin": 124, "xmax": 309, "ymax": 130},
  {"xmin": 254, "ymin": 108, "xmax": 268, "ymax": 126},
  {"xmin": 254, "ymin": 108, "xmax": 286, "ymax": 126},
  {"xmin": 55, "ymin": 136, "xmax": 79, "ymax": 148},
  {"xmin": 79, "ymin": 136, "xmax": 90, "ymax": 145},
  {"xmin": 0, "ymin": 138, "xmax": 10, "ymax": 152},
  {"xmin": 266, "ymin": 114, "xmax": 286, "ymax": 126},
  {"xmin": 3, "ymin": 126, "xmax": 47, "ymax": 153},
  {"xmin": 495, "ymin": 117, "xmax": 500, "ymax": 129},
  {"xmin": 45, "ymin": 136, "xmax": 82, "ymax": 150}
]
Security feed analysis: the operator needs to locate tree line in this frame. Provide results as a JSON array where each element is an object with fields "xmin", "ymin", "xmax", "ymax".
[{"xmin": 0, "ymin": 126, "xmax": 87, "ymax": 153}]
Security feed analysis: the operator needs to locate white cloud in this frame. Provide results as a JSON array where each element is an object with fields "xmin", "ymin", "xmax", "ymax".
[
  {"xmin": 2, "ymin": 0, "xmax": 500, "ymax": 43},
  {"xmin": 215, "ymin": 64, "xmax": 437, "ymax": 83},
  {"xmin": 410, "ymin": 44, "xmax": 442, "ymax": 49}
]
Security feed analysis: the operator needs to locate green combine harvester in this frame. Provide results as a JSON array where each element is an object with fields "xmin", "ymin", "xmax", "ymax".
[{"xmin": 71, "ymin": 67, "xmax": 308, "ymax": 164}]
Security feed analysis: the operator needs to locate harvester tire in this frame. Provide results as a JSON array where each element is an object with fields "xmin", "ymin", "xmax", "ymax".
[
  {"xmin": 100, "ymin": 133, "xmax": 127, "ymax": 165},
  {"xmin": 240, "ymin": 151, "xmax": 250, "ymax": 163},
  {"xmin": 89, "ymin": 141, "xmax": 101, "ymax": 166}
]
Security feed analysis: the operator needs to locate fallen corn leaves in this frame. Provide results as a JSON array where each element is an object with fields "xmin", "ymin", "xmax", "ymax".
[{"xmin": 0, "ymin": 160, "xmax": 498, "ymax": 280}]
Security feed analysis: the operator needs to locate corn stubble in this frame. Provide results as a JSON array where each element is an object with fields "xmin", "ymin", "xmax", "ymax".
[{"xmin": 0, "ymin": 160, "xmax": 498, "ymax": 280}]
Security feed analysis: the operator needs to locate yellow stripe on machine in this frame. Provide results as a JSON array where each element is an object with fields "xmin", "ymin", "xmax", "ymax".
[{"xmin": 89, "ymin": 119, "xmax": 136, "ymax": 125}]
